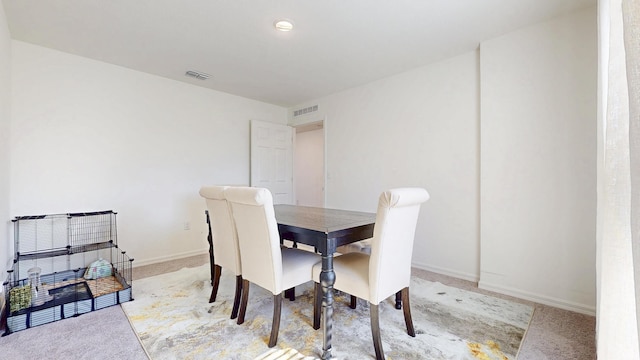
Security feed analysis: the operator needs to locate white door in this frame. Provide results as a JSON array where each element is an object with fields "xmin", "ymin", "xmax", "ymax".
[{"xmin": 250, "ymin": 120, "xmax": 294, "ymax": 204}]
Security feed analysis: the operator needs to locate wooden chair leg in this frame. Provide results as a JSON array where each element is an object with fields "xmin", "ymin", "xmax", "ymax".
[
  {"xmin": 313, "ymin": 282, "xmax": 321, "ymax": 330},
  {"xmin": 237, "ymin": 279, "xmax": 250, "ymax": 325},
  {"xmin": 285, "ymin": 287, "xmax": 295, "ymax": 301},
  {"xmin": 230, "ymin": 275, "xmax": 242, "ymax": 319},
  {"xmin": 269, "ymin": 293, "xmax": 283, "ymax": 348},
  {"xmin": 401, "ymin": 287, "xmax": 415, "ymax": 337},
  {"xmin": 209, "ymin": 265, "xmax": 222, "ymax": 303},
  {"xmin": 370, "ymin": 303, "xmax": 384, "ymax": 360},
  {"xmin": 395, "ymin": 290, "xmax": 402, "ymax": 309},
  {"xmin": 350, "ymin": 295, "xmax": 357, "ymax": 309},
  {"xmin": 206, "ymin": 210, "xmax": 215, "ymax": 285}
]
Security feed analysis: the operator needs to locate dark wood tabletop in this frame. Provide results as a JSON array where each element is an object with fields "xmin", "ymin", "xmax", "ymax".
[
  {"xmin": 275, "ymin": 205, "xmax": 376, "ymax": 254},
  {"xmin": 275, "ymin": 204, "xmax": 376, "ymax": 232}
]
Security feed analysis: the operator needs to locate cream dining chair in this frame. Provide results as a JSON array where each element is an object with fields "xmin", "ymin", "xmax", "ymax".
[
  {"xmin": 336, "ymin": 239, "xmax": 376, "ymax": 309},
  {"xmin": 199, "ymin": 186, "xmax": 243, "ymax": 319},
  {"xmin": 225, "ymin": 186, "xmax": 321, "ymax": 348},
  {"xmin": 313, "ymin": 187, "xmax": 429, "ymax": 360},
  {"xmin": 337, "ymin": 238, "xmax": 404, "ymax": 311}
]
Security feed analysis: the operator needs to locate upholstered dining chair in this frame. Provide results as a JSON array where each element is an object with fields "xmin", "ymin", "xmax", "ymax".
[
  {"xmin": 335, "ymin": 239, "xmax": 374, "ymax": 309},
  {"xmin": 225, "ymin": 186, "xmax": 321, "ymax": 348},
  {"xmin": 337, "ymin": 240, "xmax": 405, "ymax": 311},
  {"xmin": 199, "ymin": 186, "xmax": 243, "ymax": 320},
  {"xmin": 313, "ymin": 187, "xmax": 430, "ymax": 360}
]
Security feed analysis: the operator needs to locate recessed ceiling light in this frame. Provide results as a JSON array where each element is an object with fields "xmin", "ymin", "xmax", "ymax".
[{"xmin": 274, "ymin": 19, "xmax": 294, "ymax": 32}]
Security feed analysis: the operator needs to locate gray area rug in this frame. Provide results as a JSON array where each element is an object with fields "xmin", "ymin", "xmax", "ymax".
[
  {"xmin": 121, "ymin": 264, "xmax": 533, "ymax": 360},
  {"xmin": 0, "ymin": 304, "xmax": 148, "ymax": 360}
]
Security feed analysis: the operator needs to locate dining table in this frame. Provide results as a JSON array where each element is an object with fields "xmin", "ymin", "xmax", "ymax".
[{"xmin": 274, "ymin": 204, "xmax": 376, "ymax": 360}]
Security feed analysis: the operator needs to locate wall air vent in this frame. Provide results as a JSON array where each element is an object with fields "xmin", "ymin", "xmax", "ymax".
[
  {"xmin": 185, "ymin": 70, "xmax": 211, "ymax": 80},
  {"xmin": 293, "ymin": 105, "xmax": 319, "ymax": 117}
]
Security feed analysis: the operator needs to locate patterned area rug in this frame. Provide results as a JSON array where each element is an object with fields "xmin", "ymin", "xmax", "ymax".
[{"xmin": 121, "ymin": 264, "xmax": 533, "ymax": 360}]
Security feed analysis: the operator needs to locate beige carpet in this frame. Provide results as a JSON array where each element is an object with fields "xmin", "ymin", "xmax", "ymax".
[{"xmin": 121, "ymin": 264, "xmax": 533, "ymax": 360}]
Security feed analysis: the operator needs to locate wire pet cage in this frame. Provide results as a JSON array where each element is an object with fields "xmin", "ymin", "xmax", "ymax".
[{"xmin": 2, "ymin": 210, "xmax": 133, "ymax": 335}]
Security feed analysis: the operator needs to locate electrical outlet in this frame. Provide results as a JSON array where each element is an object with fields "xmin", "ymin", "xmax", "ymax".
[{"xmin": 183, "ymin": 221, "xmax": 191, "ymax": 230}]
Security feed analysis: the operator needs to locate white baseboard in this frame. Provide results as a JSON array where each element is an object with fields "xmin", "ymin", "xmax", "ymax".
[
  {"xmin": 411, "ymin": 261, "xmax": 480, "ymax": 283},
  {"xmin": 478, "ymin": 280, "xmax": 596, "ymax": 316},
  {"xmin": 411, "ymin": 262, "xmax": 596, "ymax": 316},
  {"xmin": 132, "ymin": 249, "xmax": 209, "ymax": 268}
]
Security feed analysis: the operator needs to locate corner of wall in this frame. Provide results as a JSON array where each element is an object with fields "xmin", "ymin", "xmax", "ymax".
[{"xmin": 0, "ymin": 0, "xmax": 13, "ymax": 277}]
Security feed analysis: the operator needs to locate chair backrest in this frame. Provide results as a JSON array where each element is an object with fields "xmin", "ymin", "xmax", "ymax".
[
  {"xmin": 369, "ymin": 188, "xmax": 430, "ymax": 304},
  {"xmin": 225, "ymin": 187, "xmax": 283, "ymax": 294},
  {"xmin": 199, "ymin": 186, "xmax": 242, "ymax": 275}
]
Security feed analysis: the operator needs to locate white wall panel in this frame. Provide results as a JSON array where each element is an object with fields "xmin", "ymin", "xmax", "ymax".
[
  {"xmin": 479, "ymin": 7, "xmax": 597, "ymax": 314},
  {"xmin": 290, "ymin": 7, "xmax": 597, "ymax": 314},
  {"xmin": 9, "ymin": 41, "xmax": 287, "ymax": 265},
  {"xmin": 294, "ymin": 128, "xmax": 324, "ymax": 207},
  {"xmin": 0, "ymin": 3, "xmax": 12, "ymax": 276},
  {"xmin": 294, "ymin": 51, "xmax": 481, "ymax": 281}
]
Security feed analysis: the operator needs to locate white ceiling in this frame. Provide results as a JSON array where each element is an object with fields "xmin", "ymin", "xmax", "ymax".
[{"xmin": 2, "ymin": 0, "xmax": 596, "ymax": 107}]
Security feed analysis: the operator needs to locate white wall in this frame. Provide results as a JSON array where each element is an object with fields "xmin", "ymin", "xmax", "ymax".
[
  {"xmin": 293, "ymin": 51, "xmax": 481, "ymax": 281},
  {"xmin": 0, "ymin": 3, "xmax": 12, "ymax": 278},
  {"xmin": 294, "ymin": 128, "xmax": 324, "ymax": 207},
  {"xmin": 291, "ymin": 8, "xmax": 597, "ymax": 314},
  {"xmin": 4, "ymin": 6, "xmax": 597, "ymax": 314},
  {"xmin": 479, "ymin": 7, "xmax": 597, "ymax": 314},
  {"xmin": 9, "ymin": 41, "xmax": 287, "ymax": 266}
]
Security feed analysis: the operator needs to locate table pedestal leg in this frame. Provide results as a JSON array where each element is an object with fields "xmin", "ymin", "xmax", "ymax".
[{"xmin": 320, "ymin": 253, "xmax": 335, "ymax": 360}]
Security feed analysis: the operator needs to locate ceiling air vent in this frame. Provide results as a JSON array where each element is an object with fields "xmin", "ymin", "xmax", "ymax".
[
  {"xmin": 293, "ymin": 105, "xmax": 318, "ymax": 117},
  {"xmin": 185, "ymin": 70, "xmax": 211, "ymax": 80}
]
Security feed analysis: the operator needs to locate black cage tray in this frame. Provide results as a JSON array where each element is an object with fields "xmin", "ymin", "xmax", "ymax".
[{"xmin": 12, "ymin": 282, "xmax": 93, "ymax": 316}]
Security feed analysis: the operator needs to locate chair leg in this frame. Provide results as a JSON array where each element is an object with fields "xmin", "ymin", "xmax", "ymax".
[
  {"xmin": 370, "ymin": 303, "xmax": 384, "ymax": 360},
  {"xmin": 285, "ymin": 287, "xmax": 296, "ymax": 301},
  {"xmin": 395, "ymin": 290, "xmax": 402, "ymax": 309},
  {"xmin": 237, "ymin": 279, "xmax": 250, "ymax": 325},
  {"xmin": 350, "ymin": 295, "xmax": 357, "ymax": 309},
  {"xmin": 313, "ymin": 282, "xmax": 321, "ymax": 330},
  {"xmin": 230, "ymin": 275, "xmax": 243, "ymax": 319},
  {"xmin": 269, "ymin": 293, "xmax": 283, "ymax": 348},
  {"xmin": 401, "ymin": 287, "xmax": 415, "ymax": 337},
  {"xmin": 209, "ymin": 265, "xmax": 222, "ymax": 303}
]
